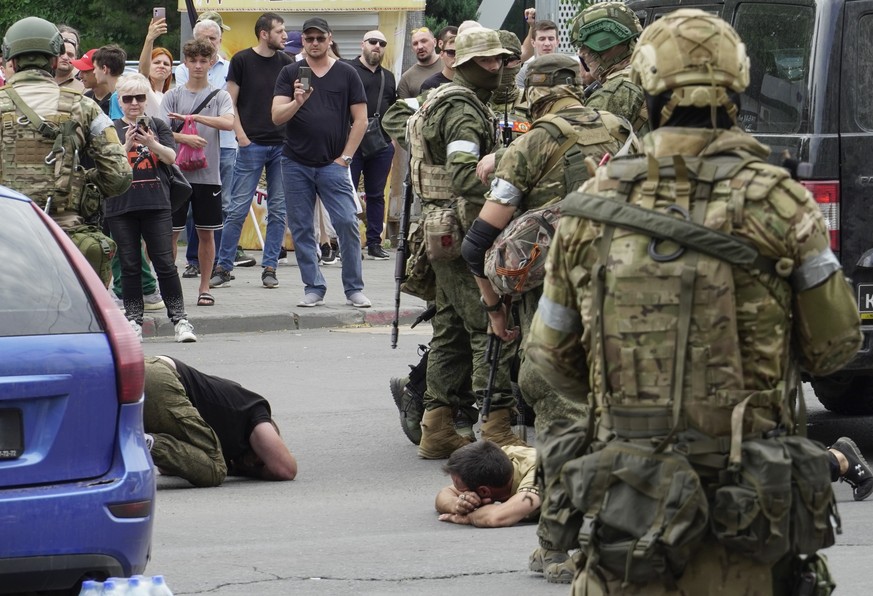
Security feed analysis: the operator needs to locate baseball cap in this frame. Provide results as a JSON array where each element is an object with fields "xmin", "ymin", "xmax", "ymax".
[
  {"xmin": 302, "ymin": 18, "xmax": 330, "ymax": 34},
  {"xmin": 71, "ymin": 48, "xmax": 96, "ymax": 71},
  {"xmin": 285, "ymin": 31, "xmax": 303, "ymax": 54},
  {"xmin": 198, "ymin": 11, "xmax": 230, "ymax": 32}
]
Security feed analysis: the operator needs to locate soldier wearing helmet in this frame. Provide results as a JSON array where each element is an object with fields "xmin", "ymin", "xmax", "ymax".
[
  {"xmin": 462, "ymin": 52, "xmax": 635, "ymax": 584},
  {"xmin": 1, "ymin": 16, "xmax": 131, "ymax": 284},
  {"xmin": 528, "ymin": 10, "xmax": 859, "ymax": 593},
  {"xmin": 570, "ymin": 2, "xmax": 649, "ymax": 135},
  {"xmin": 382, "ymin": 27, "xmax": 529, "ymax": 460}
]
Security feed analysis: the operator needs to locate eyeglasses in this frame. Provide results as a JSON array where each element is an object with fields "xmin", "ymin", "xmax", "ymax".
[
  {"xmin": 121, "ymin": 94, "xmax": 147, "ymax": 104},
  {"xmin": 365, "ymin": 38, "xmax": 387, "ymax": 48},
  {"xmin": 411, "ymin": 27, "xmax": 431, "ymax": 36},
  {"xmin": 303, "ymin": 35, "xmax": 327, "ymax": 44},
  {"xmin": 443, "ymin": 49, "xmax": 456, "ymax": 57}
]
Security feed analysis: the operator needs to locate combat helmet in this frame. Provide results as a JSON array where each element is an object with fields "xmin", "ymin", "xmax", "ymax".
[
  {"xmin": 570, "ymin": 2, "xmax": 642, "ymax": 53},
  {"xmin": 525, "ymin": 54, "xmax": 582, "ymax": 88},
  {"xmin": 2, "ymin": 17, "xmax": 63, "ymax": 61},
  {"xmin": 453, "ymin": 27, "xmax": 510, "ymax": 68},
  {"xmin": 630, "ymin": 9, "xmax": 750, "ymax": 123}
]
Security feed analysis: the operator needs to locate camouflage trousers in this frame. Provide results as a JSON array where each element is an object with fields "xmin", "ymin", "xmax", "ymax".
[
  {"xmin": 426, "ymin": 257, "xmax": 517, "ymax": 415},
  {"xmin": 143, "ymin": 357, "xmax": 227, "ymax": 487},
  {"xmin": 517, "ymin": 286, "xmax": 589, "ymax": 437}
]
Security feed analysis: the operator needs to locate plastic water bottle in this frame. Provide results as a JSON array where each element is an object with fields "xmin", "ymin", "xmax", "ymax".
[
  {"xmin": 77, "ymin": 580, "xmax": 102, "ymax": 596},
  {"xmin": 150, "ymin": 575, "xmax": 174, "ymax": 596},
  {"xmin": 126, "ymin": 576, "xmax": 152, "ymax": 596},
  {"xmin": 101, "ymin": 579, "xmax": 126, "ymax": 595}
]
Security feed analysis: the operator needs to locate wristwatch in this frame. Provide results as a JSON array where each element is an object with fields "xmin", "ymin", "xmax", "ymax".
[{"xmin": 341, "ymin": 154, "xmax": 353, "ymax": 166}]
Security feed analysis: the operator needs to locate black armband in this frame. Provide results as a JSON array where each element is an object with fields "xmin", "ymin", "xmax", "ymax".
[{"xmin": 461, "ymin": 217, "xmax": 503, "ymax": 277}]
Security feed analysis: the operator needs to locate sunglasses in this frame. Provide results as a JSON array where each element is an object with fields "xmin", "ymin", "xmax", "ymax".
[
  {"xmin": 411, "ymin": 27, "xmax": 431, "ymax": 35},
  {"xmin": 121, "ymin": 94, "xmax": 147, "ymax": 104},
  {"xmin": 443, "ymin": 49, "xmax": 456, "ymax": 57},
  {"xmin": 303, "ymin": 35, "xmax": 327, "ymax": 44},
  {"xmin": 366, "ymin": 38, "xmax": 387, "ymax": 48}
]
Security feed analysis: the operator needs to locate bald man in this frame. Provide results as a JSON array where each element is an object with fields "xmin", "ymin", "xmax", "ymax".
[
  {"xmin": 397, "ymin": 26, "xmax": 442, "ymax": 98},
  {"xmin": 345, "ymin": 30, "xmax": 398, "ymax": 259}
]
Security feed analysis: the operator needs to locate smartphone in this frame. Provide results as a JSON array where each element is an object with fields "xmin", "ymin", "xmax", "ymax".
[
  {"xmin": 153, "ymin": 7, "xmax": 166, "ymax": 20},
  {"xmin": 298, "ymin": 66, "xmax": 311, "ymax": 92},
  {"xmin": 136, "ymin": 116, "xmax": 150, "ymax": 133}
]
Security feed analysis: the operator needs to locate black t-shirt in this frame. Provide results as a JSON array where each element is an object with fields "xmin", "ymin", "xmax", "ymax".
[
  {"xmin": 420, "ymin": 72, "xmax": 452, "ymax": 93},
  {"xmin": 273, "ymin": 59, "xmax": 367, "ymax": 167},
  {"xmin": 104, "ymin": 117, "xmax": 174, "ymax": 217},
  {"xmin": 84, "ymin": 89, "xmax": 111, "ymax": 115},
  {"xmin": 345, "ymin": 58, "xmax": 397, "ymax": 144},
  {"xmin": 226, "ymin": 48, "xmax": 293, "ymax": 145},
  {"xmin": 170, "ymin": 357, "xmax": 272, "ymax": 462}
]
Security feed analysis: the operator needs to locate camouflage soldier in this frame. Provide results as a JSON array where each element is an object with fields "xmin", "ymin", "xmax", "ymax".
[
  {"xmin": 0, "ymin": 17, "xmax": 131, "ymax": 284},
  {"xmin": 462, "ymin": 53, "xmax": 632, "ymax": 585},
  {"xmin": 398, "ymin": 27, "xmax": 528, "ymax": 459},
  {"xmin": 528, "ymin": 10, "xmax": 860, "ymax": 594},
  {"xmin": 491, "ymin": 31, "xmax": 530, "ymax": 148},
  {"xmin": 570, "ymin": 2, "xmax": 650, "ymax": 135}
]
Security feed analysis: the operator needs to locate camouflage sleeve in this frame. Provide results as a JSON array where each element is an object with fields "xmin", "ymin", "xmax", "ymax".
[
  {"xmin": 587, "ymin": 80, "xmax": 648, "ymax": 136},
  {"xmin": 526, "ymin": 210, "xmax": 593, "ymax": 397},
  {"xmin": 440, "ymin": 102, "xmax": 494, "ymax": 200},
  {"xmin": 82, "ymin": 102, "xmax": 131, "ymax": 198},
  {"xmin": 486, "ymin": 128, "xmax": 557, "ymax": 207},
  {"xmin": 382, "ymin": 98, "xmax": 417, "ymax": 150}
]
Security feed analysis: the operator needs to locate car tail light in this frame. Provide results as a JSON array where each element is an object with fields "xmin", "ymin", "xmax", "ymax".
[
  {"xmin": 802, "ymin": 181, "xmax": 839, "ymax": 251},
  {"xmin": 108, "ymin": 499, "xmax": 153, "ymax": 519},
  {"xmin": 33, "ymin": 205, "xmax": 145, "ymax": 404}
]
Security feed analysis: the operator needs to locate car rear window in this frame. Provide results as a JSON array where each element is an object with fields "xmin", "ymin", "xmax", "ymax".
[
  {"xmin": 857, "ymin": 14, "xmax": 873, "ymax": 131},
  {"xmin": 0, "ymin": 199, "xmax": 101, "ymax": 336},
  {"xmin": 734, "ymin": 2, "xmax": 814, "ymax": 134}
]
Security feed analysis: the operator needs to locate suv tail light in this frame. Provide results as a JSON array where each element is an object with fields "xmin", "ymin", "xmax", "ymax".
[{"xmin": 802, "ymin": 181, "xmax": 839, "ymax": 251}]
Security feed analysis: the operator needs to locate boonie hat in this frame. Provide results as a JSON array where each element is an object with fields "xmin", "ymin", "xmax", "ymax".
[
  {"xmin": 453, "ymin": 27, "xmax": 510, "ymax": 68},
  {"xmin": 71, "ymin": 48, "xmax": 96, "ymax": 71},
  {"xmin": 198, "ymin": 11, "xmax": 230, "ymax": 32},
  {"xmin": 302, "ymin": 18, "xmax": 331, "ymax": 34},
  {"xmin": 285, "ymin": 31, "xmax": 303, "ymax": 54}
]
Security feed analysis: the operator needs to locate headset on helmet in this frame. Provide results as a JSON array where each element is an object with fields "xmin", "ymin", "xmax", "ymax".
[
  {"xmin": 630, "ymin": 9, "xmax": 750, "ymax": 123},
  {"xmin": 2, "ymin": 17, "xmax": 63, "ymax": 61}
]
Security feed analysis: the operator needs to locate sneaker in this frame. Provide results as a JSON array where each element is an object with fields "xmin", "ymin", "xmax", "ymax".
[
  {"xmin": 346, "ymin": 291, "xmax": 371, "ymax": 308},
  {"xmin": 831, "ymin": 437, "xmax": 873, "ymax": 501},
  {"xmin": 320, "ymin": 242, "xmax": 338, "ymax": 265},
  {"xmin": 234, "ymin": 246, "xmax": 257, "ymax": 267},
  {"xmin": 144, "ymin": 433, "xmax": 155, "ymax": 451},
  {"xmin": 128, "ymin": 319, "xmax": 143, "ymax": 342},
  {"xmin": 278, "ymin": 247, "xmax": 288, "ymax": 264},
  {"xmin": 390, "ymin": 377, "xmax": 423, "ymax": 445},
  {"xmin": 182, "ymin": 263, "xmax": 200, "ymax": 278},
  {"xmin": 298, "ymin": 293, "xmax": 324, "ymax": 307},
  {"xmin": 209, "ymin": 266, "xmax": 232, "ymax": 288},
  {"xmin": 143, "ymin": 291, "xmax": 165, "ymax": 311},
  {"xmin": 174, "ymin": 318, "xmax": 197, "ymax": 343},
  {"xmin": 262, "ymin": 266, "xmax": 279, "ymax": 288},
  {"xmin": 367, "ymin": 244, "xmax": 390, "ymax": 260}
]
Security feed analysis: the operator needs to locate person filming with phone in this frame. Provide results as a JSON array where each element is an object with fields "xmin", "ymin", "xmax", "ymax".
[{"xmin": 105, "ymin": 73, "xmax": 197, "ymax": 343}]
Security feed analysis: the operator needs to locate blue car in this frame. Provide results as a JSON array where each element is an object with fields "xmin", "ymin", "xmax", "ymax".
[{"xmin": 0, "ymin": 187, "xmax": 155, "ymax": 593}]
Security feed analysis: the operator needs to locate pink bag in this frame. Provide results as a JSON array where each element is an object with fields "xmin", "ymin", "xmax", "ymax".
[{"xmin": 176, "ymin": 116, "xmax": 208, "ymax": 171}]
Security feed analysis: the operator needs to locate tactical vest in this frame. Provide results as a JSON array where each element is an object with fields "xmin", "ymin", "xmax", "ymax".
[
  {"xmin": 407, "ymin": 84, "xmax": 494, "ymax": 203},
  {"xmin": 562, "ymin": 152, "xmax": 796, "ymax": 442},
  {"xmin": 0, "ymin": 85, "xmax": 86, "ymax": 213}
]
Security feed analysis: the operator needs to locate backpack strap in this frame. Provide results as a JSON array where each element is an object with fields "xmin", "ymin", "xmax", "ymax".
[
  {"xmin": 173, "ymin": 88, "xmax": 221, "ymax": 133},
  {"xmin": 534, "ymin": 114, "xmax": 583, "ymax": 177}
]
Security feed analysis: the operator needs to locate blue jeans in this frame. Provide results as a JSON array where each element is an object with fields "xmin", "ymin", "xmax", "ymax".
[
  {"xmin": 186, "ymin": 147, "xmax": 236, "ymax": 265},
  {"xmin": 350, "ymin": 143, "xmax": 395, "ymax": 248},
  {"xmin": 282, "ymin": 156, "xmax": 364, "ymax": 298},
  {"xmin": 218, "ymin": 143, "xmax": 287, "ymax": 271}
]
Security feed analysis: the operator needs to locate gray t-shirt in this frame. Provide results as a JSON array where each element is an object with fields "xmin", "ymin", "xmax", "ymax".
[{"xmin": 160, "ymin": 84, "xmax": 234, "ymax": 185}]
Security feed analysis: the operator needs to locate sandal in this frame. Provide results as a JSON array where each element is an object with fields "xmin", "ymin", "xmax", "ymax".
[{"xmin": 197, "ymin": 292, "xmax": 215, "ymax": 307}]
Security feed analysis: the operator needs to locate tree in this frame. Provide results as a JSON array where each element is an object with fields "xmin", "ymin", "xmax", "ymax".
[{"xmin": 425, "ymin": 0, "xmax": 480, "ymax": 34}]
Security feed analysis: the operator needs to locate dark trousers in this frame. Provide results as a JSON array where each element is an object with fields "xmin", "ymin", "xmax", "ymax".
[
  {"xmin": 107, "ymin": 209, "xmax": 187, "ymax": 325},
  {"xmin": 350, "ymin": 143, "xmax": 395, "ymax": 248}
]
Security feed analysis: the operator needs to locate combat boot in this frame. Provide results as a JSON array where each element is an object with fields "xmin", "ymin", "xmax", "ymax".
[
  {"xmin": 389, "ymin": 376, "xmax": 423, "ymax": 445},
  {"xmin": 418, "ymin": 407, "xmax": 474, "ymax": 459},
  {"xmin": 480, "ymin": 408, "xmax": 528, "ymax": 447}
]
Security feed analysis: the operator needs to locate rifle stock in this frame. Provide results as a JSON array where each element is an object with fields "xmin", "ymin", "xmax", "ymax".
[{"xmin": 391, "ymin": 168, "xmax": 414, "ymax": 349}]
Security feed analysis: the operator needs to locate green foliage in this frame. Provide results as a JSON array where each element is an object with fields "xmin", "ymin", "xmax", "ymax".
[
  {"xmin": 425, "ymin": 0, "xmax": 480, "ymax": 35},
  {"xmin": 1, "ymin": 1, "xmax": 181, "ymax": 62}
]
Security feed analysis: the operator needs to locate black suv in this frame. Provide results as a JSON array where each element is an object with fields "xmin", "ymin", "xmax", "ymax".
[{"xmin": 629, "ymin": 0, "xmax": 873, "ymax": 414}]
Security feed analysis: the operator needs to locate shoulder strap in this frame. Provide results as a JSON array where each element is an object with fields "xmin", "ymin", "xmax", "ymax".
[
  {"xmin": 562, "ymin": 191, "xmax": 778, "ymax": 276},
  {"xmin": 173, "ymin": 88, "xmax": 221, "ymax": 133},
  {"xmin": 3, "ymin": 86, "xmax": 58, "ymax": 139},
  {"xmin": 374, "ymin": 69, "xmax": 386, "ymax": 117},
  {"xmin": 535, "ymin": 115, "xmax": 582, "ymax": 177}
]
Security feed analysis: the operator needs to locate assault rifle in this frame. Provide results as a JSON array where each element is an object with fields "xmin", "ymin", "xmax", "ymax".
[
  {"xmin": 391, "ymin": 167, "xmax": 414, "ymax": 349},
  {"xmin": 481, "ymin": 296, "xmax": 511, "ymax": 422},
  {"xmin": 584, "ymin": 79, "xmax": 602, "ymax": 100},
  {"xmin": 502, "ymin": 101, "xmax": 513, "ymax": 148}
]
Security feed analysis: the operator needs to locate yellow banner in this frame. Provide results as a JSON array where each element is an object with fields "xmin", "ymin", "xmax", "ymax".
[{"xmin": 177, "ymin": 0, "xmax": 424, "ymax": 11}]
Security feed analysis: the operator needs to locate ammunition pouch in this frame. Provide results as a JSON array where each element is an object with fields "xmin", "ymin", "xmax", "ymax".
[
  {"xmin": 400, "ymin": 219, "xmax": 436, "ymax": 301},
  {"xmin": 423, "ymin": 207, "xmax": 463, "ymax": 262}
]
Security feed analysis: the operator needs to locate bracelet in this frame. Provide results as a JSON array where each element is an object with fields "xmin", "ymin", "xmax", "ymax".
[{"xmin": 480, "ymin": 296, "xmax": 502, "ymax": 312}]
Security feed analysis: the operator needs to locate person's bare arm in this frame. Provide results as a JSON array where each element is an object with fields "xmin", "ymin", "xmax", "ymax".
[
  {"xmin": 138, "ymin": 18, "xmax": 166, "ymax": 79},
  {"xmin": 520, "ymin": 8, "xmax": 537, "ymax": 62},
  {"xmin": 249, "ymin": 421, "xmax": 297, "ymax": 481},
  {"xmin": 272, "ymin": 79, "xmax": 308, "ymax": 125},
  {"xmin": 225, "ymin": 81, "xmax": 250, "ymax": 146},
  {"xmin": 435, "ymin": 486, "xmax": 483, "ymax": 516},
  {"xmin": 439, "ymin": 490, "xmax": 541, "ymax": 528},
  {"xmin": 336, "ymin": 102, "xmax": 367, "ymax": 165}
]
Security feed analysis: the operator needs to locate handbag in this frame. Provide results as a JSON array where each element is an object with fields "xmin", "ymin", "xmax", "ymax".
[
  {"xmin": 163, "ymin": 162, "xmax": 192, "ymax": 213},
  {"xmin": 359, "ymin": 70, "xmax": 390, "ymax": 158}
]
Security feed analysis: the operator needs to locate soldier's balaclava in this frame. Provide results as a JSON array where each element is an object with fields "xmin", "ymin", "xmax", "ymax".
[
  {"xmin": 454, "ymin": 60, "xmax": 501, "ymax": 95},
  {"xmin": 492, "ymin": 30, "xmax": 521, "ymax": 105}
]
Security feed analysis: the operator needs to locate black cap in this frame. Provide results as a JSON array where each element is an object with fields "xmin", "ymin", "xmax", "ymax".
[{"xmin": 302, "ymin": 17, "xmax": 330, "ymax": 34}]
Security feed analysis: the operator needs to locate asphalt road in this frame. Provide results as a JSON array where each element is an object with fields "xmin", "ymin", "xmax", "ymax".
[{"xmin": 143, "ymin": 328, "xmax": 873, "ymax": 595}]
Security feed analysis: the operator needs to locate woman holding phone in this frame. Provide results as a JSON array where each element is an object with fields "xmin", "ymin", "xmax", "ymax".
[
  {"xmin": 106, "ymin": 74, "xmax": 197, "ymax": 343},
  {"xmin": 139, "ymin": 10, "xmax": 174, "ymax": 117}
]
